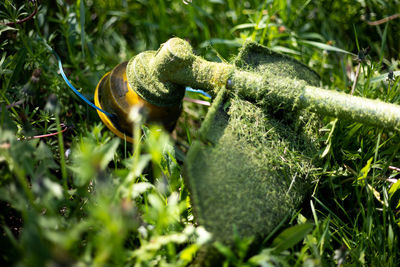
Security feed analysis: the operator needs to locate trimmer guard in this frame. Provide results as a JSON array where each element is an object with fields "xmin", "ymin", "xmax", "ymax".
[{"xmin": 184, "ymin": 41, "xmax": 321, "ymax": 265}]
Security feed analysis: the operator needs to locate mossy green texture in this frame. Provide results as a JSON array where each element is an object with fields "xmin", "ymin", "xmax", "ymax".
[
  {"xmin": 184, "ymin": 95, "xmax": 319, "ymax": 241},
  {"xmin": 126, "ymin": 37, "xmax": 400, "ymax": 130},
  {"xmin": 228, "ymin": 42, "xmax": 400, "ymax": 130},
  {"xmin": 126, "ymin": 38, "xmax": 233, "ymax": 106},
  {"xmin": 300, "ymin": 86, "xmax": 400, "ymax": 130},
  {"xmin": 184, "ymin": 41, "xmax": 321, "ymax": 265},
  {"xmin": 127, "ymin": 51, "xmax": 186, "ymax": 107},
  {"xmin": 234, "ymin": 41, "xmax": 320, "ymax": 86}
]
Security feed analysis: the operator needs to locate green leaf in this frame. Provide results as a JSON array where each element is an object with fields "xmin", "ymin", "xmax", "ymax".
[
  {"xmin": 319, "ymin": 119, "xmax": 337, "ymax": 158},
  {"xmin": 230, "ymin": 23, "xmax": 257, "ymax": 33},
  {"xmin": 99, "ymin": 138, "xmax": 120, "ymax": 169},
  {"xmin": 131, "ymin": 182, "xmax": 154, "ymax": 199},
  {"xmin": 389, "ymin": 179, "xmax": 400, "ymax": 196},
  {"xmin": 214, "ymin": 241, "xmax": 238, "ymax": 262},
  {"xmin": 124, "ymin": 154, "xmax": 152, "ymax": 178},
  {"xmin": 271, "ymin": 46, "xmax": 301, "ymax": 55},
  {"xmin": 300, "ymin": 40, "xmax": 355, "ymax": 55},
  {"xmin": 356, "ymin": 157, "xmax": 373, "ymax": 185},
  {"xmin": 79, "ymin": 0, "xmax": 86, "ymax": 57},
  {"xmin": 6, "ymin": 47, "xmax": 26, "ymax": 90},
  {"xmin": 389, "ymin": 180, "xmax": 400, "ymax": 209},
  {"xmin": 271, "ymin": 223, "xmax": 314, "ymax": 253},
  {"xmin": 320, "ymin": 141, "xmax": 331, "ymax": 158},
  {"xmin": 0, "ymin": 107, "xmax": 17, "ymax": 132},
  {"xmin": 71, "ymin": 137, "xmax": 120, "ymax": 187},
  {"xmin": 370, "ymin": 71, "xmax": 400, "ymax": 83},
  {"xmin": 179, "ymin": 244, "xmax": 198, "ymax": 263},
  {"xmin": 199, "ymin": 38, "xmax": 241, "ymax": 48},
  {"xmin": 43, "ymin": 178, "xmax": 63, "ymax": 199},
  {"xmin": 367, "ymin": 184, "xmax": 383, "ymax": 205},
  {"xmin": 0, "ymin": 26, "xmax": 17, "ymax": 35},
  {"xmin": 249, "ymin": 248, "xmax": 287, "ymax": 266},
  {"xmin": 34, "ymin": 141, "xmax": 53, "ymax": 161},
  {"xmin": 299, "ymin": 32, "xmax": 325, "ymax": 41}
]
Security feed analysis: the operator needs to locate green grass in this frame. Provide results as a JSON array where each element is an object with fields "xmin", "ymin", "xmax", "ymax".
[{"xmin": 1, "ymin": 0, "xmax": 400, "ymax": 266}]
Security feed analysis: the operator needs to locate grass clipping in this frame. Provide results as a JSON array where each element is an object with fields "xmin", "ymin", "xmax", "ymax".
[{"xmin": 184, "ymin": 41, "xmax": 321, "ymax": 265}]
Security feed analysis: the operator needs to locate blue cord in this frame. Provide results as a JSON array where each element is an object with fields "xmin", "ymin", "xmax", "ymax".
[
  {"xmin": 56, "ymin": 59, "xmax": 114, "ymax": 118},
  {"xmin": 185, "ymin": 87, "xmax": 212, "ymax": 98},
  {"xmin": 42, "ymin": 40, "xmax": 114, "ymax": 118}
]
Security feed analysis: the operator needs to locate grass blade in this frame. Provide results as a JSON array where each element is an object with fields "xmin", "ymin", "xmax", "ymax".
[
  {"xmin": 79, "ymin": 0, "xmax": 85, "ymax": 57},
  {"xmin": 300, "ymin": 40, "xmax": 355, "ymax": 55},
  {"xmin": 272, "ymin": 223, "xmax": 314, "ymax": 253}
]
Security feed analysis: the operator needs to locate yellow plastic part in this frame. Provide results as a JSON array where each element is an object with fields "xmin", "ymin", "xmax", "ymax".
[
  {"xmin": 94, "ymin": 62, "xmax": 182, "ymax": 143},
  {"xmin": 94, "ymin": 72, "xmax": 135, "ymax": 143}
]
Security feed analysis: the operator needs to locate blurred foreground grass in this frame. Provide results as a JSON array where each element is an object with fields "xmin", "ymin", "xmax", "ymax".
[{"xmin": 0, "ymin": 0, "xmax": 400, "ymax": 266}]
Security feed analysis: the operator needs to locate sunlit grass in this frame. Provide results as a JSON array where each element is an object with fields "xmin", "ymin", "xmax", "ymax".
[{"xmin": 0, "ymin": 0, "xmax": 399, "ymax": 266}]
